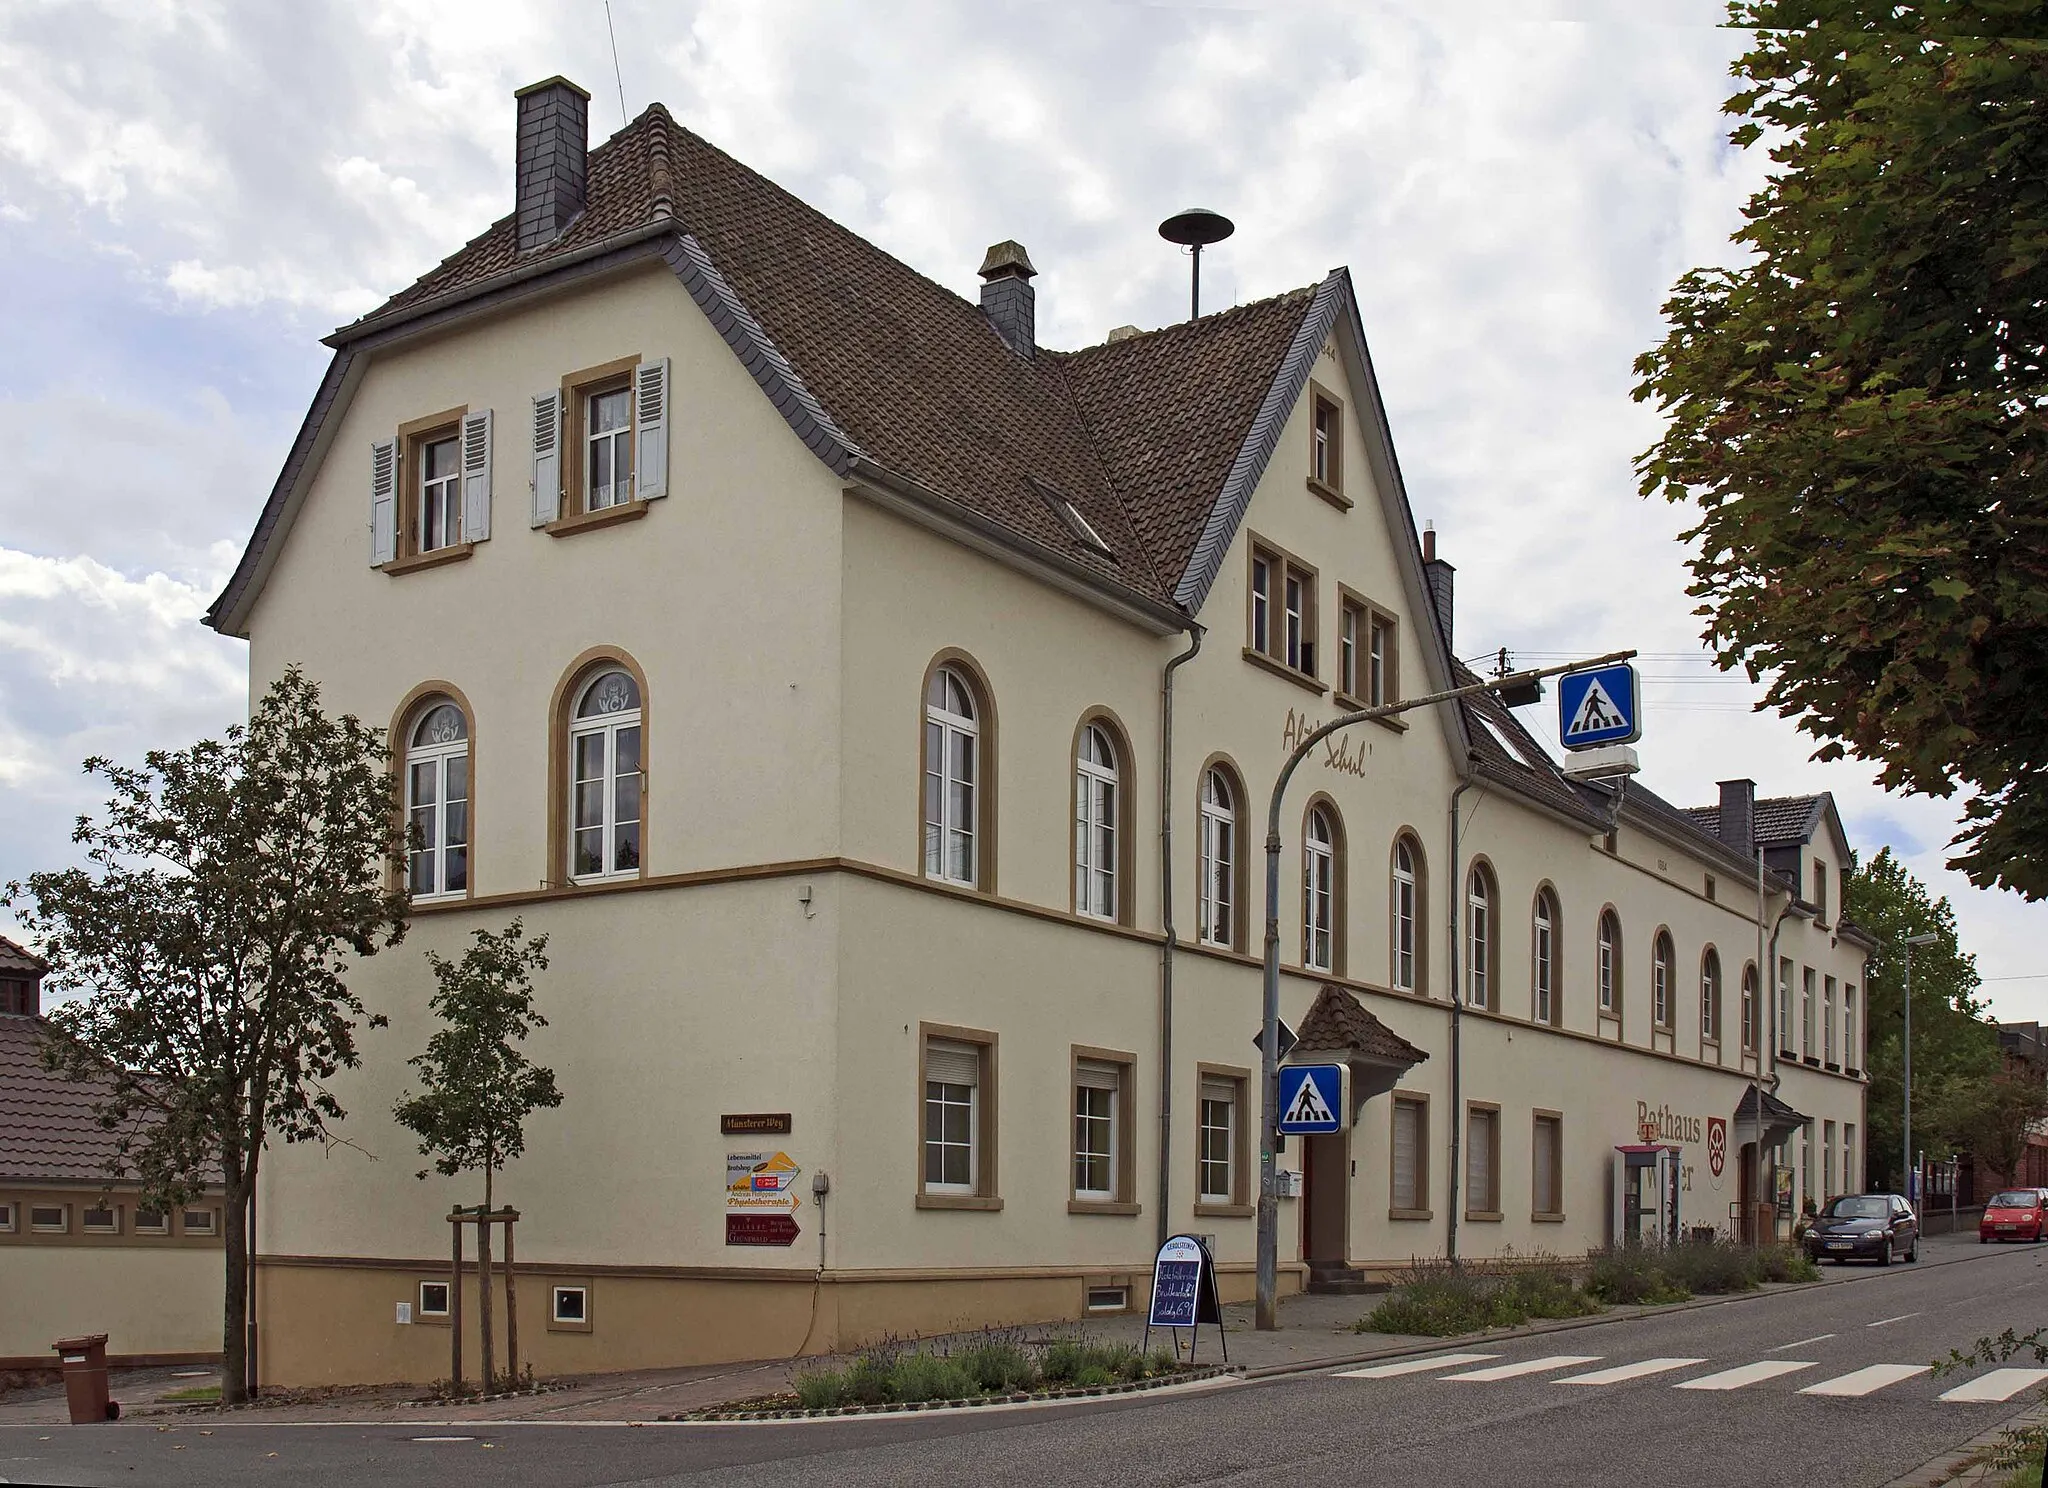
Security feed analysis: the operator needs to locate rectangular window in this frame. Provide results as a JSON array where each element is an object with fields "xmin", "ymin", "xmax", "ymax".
[
  {"xmin": 553, "ymin": 1285, "xmax": 588, "ymax": 1324},
  {"xmin": 1198, "ymin": 1078, "xmax": 1238, "ymax": 1205},
  {"xmin": 1340, "ymin": 599, "xmax": 1361, "ymax": 699},
  {"xmin": 81, "ymin": 1204, "xmax": 119, "ymax": 1234},
  {"xmin": 135, "ymin": 1208, "xmax": 168, "ymax": 1235},
  {"xmin": 1845, "ymin": 985, "xmax": 1858, "ymax": 1069},
  {"xmin": 584, "ymin": 387, "xmax": 634, "ymax": 511},
  {"xmin": 182, "ymin": 1208, "xmax": 218, "ymax": 1237},
  {"xmin": 1801, "ymin": 968, "xmax": 1816, "ymax": 1057},
  {"xmin": 1466, "ymin": 1105, "xmax": 1500, "ymax": 1217},
  {"xmin": 31, "ymin": 1204, "xmax": 66, "ymax": 1233},
  {"xmin": 1391, "ymin": 1095, "xmax": 1428, "ymax": 1215},
  {"xmin": 919, "ymin": 1027, "xmax": 998, "ymax": 1207},
  {"xmin": 1823, "ymin": 976, "xmax": 1837, "ymax": 1063},
  {"xmin": 1532, "ymin": 1113, "xmax": 1564, "ymax": 1218},
  {"xmin": 419, "ymin": 1281, "xmax": 451, "ymax": 1318},
  {"xmin": 1072, "ymin": 1059, "xmax": 1122, "ymax": 1201},
  {"xmin": 1369, "ymin": 612, "xmax": 1394, "ymax": 705},
  {"xmin": 1812, "ymin": 860, "xmax": 1829, "ymax": 925},
  {"xmin": 1823, "ymin": 1119, "xmax": 1836, "ymax": 1198},
  {"xmin": 1086, "ymin": 1286, "xmax": 1129, "ymax": 1313},
  {"xmin": 418, "ymin": 433, "xmax": 462, "ymax": 553},
  {"xmin": 0, "ymin": 1202, "xmax": 14, "ymax": 1233},
  {"xmin": 1778, "ymin": 958, "xmax": 1795, "ymax": 1054},
  {"xmin": 1801, "ymin": 1124, "xmax": 1813, "ymax": 1207},
  {"xmin": 1247, "ymin": 540, "xmax": 1317, "ymax": 678},
  {"xmin": 1310, "ymin": 391, "xmax": 1342, "ymax": 494},
  {"xmin": 1705, "ymin": 874, "xmax": 1717, "ymax": 902}
]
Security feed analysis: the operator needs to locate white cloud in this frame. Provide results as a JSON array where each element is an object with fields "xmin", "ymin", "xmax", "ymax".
[{"xmin": 0, "ymin": 0, "xmax": 2040, "ymax": 1016}]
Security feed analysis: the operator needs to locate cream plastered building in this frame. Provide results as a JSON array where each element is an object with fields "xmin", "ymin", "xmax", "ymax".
[{"xmin": 205, "ymin": 79, "xmax": 1872, "ymax": 1387}]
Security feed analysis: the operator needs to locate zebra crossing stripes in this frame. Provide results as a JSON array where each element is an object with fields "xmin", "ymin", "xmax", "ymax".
[
  {"xmin": 1334, "ymin": 1353, "xmax": 1501, "ymax": 1379},
  {"xmin": 1938, "ymin": 1368, "xmax": 2048, "ymax": 1404},
  {"xmin": 1673, "ymin": 1361, "xmax": 1817, "ymax": 1392},
  {"xmin": 1557, "ymin": 1358, "xmax": 1707, "ymax": 1386},
  {"xmin": 1799, "ymin": 1364, "xmax": 1931, "ymax": 1398},
  {"xmin": 1441, "ymin": 1356, "xmax": 1602, "ymax": 1382}
]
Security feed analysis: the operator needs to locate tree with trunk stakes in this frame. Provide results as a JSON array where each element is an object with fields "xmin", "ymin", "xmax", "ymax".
[
  {"xmin": 2, "ymin": 668, "xmax": 409, "ymax": 1404},
  {"xmin": 393, "ymin": 920, "xmax": 559, "ymax": 1394}
]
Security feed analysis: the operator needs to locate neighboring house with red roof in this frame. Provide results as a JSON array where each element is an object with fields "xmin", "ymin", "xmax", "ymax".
[
  {"xmin": 0, "ymin": 937, "xmax": 224, "ymax": 1369},
  {"xmin": 208, "ymin": 78, "xmax": 1868, "ymax": 1386}
]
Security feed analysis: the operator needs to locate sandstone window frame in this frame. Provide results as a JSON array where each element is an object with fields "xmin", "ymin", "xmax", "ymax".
[
  {"xmin": 1071, "ymin": 711, "xmax": 1135, "ymax": 926},
  {"xmin": 1308, "ymin": 381, "xmax": 1348, "ymax": 507},
  {"xmin": 1390, "ymin": 1092, "xmax": 1431, "ymax": 1220},
  {"xmin": 1195, "ymin": 1064, "xmax": 1254, "ymax": 1217},
  {"xmin": 1391, "ymin": 831, "xmax": 1428, "ymax": 995},
  {"xmin": 1465, "ymin": 858, "xmax": 1498, "ymax": 1011},
  {"xmin": 1244, "ymin": 534, "xmax": 1323, "ymax": 692},
  {"xmin": 1652, "ymin": 928, "xmax": 1676, "ymax": 1032},
  {"xmin": 917, "ymin": 1022, "xmax": 1001, "ymax": 1212},
  {"xmin": 547, "ymin": 648, "xmax": 653, "ymax": 890},
  {"xmin": 1069, "ymin": 1045, "xmax": 1139, "ymax": 1215},
  {"xmin": 1701, "ymin": 945, "xmax": 1723, "ymax": 1048},
  {"xmin": 1532, "ymin": 1111, "xmax": 1565, "ymax": 1222},
  {"xmin": 1464, "ymin": 1102, "xmax": 1503, "ymax": 1221},
  {"xmin": 1531, "ymin": 884, "xmax": 1561, "ymax": 1026},
  {"xmin": 1597, "ymin": 907, "xmax": 1623, "ymax": 1020},
  {"xmin": 1302, "ymin": 796, "xmax": 1347, "ymax": 975},
  {"xmin": 392, "ymin": 685, "xmax": 476, "ymax": 904},
  {"xmin": 1196, "ymin": 757, "xmax": 1248, "ymax": 952}
]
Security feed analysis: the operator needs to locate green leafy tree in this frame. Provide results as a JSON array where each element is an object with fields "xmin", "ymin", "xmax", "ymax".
[
  {"xmin": 1935, "ymin": 1064, "xmax": 2048, "ymax": 1186},
  {"xmin": 1634, "ymin": 2, "xmax": 2048, "ymax": 897},
  {"xmin": 1846, "ymin": 848, "xmax": 1998, "ymax": 1188},
  {"xmin": 3, "ymin": 669, "xmax": 408, "ymax": 1403},
  {"xmin": 393, "ymin": 921, "xmax": 560, "ymax": 1392}
]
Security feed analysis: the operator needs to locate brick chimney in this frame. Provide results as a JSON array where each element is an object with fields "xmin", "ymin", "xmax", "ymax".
[
  {"xmin": 515, "ymin": 77, "xmax": 591, "ymax": 252},
  {"xmin": 1421, "ymin": 522, "xmax": 1455, "ymax": 650},
  {"xmin": 978, "ymin": 241, "xmax": 1037, "ymax": 358},
  {"xmin": 1717, "ymin": 778, "xmax": 1756, "ymax": 856}
]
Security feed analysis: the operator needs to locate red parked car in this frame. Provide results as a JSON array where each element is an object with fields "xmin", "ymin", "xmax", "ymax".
[{"xmin": 1980, "ymin": 1188, "xmax": 2048, "ymax": 1243}]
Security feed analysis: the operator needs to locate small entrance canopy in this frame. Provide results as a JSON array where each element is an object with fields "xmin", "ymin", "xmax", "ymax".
[
  {"xmin": 1290, "ymin": 984, "xmax": 1428, "ymax": 1111},
  {"xmin": 1734, "ymin": 1084, "xmax": 1809, "ymax": 1150}
]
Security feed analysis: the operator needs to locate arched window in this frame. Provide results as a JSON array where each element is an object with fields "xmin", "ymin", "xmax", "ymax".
[
  {"xmin": 1598, "ymin": 909, "xmax": 1622, "ymax": 1015},
  {"xmin": 1741, "ymin": 963, "xmax": 1759, "ymax": 1052},
  {"xmin": 569, "ymin": 669, "xmax": 642, "ymax": 881},
  {"xmin": 1391, "ymin": 835, "xmax": 1423, "ymax": 993},
  {"xmin": 1465, "ymin": 864, "xmax": 1494, "ymax": 1009},
  {"xmin": 924, "ymin": 666, "xmax": 981, "ymax": 887},
  {"xmin": 1074, "ymin": 723, "xmax": 1120, "ymax": 920},
  {"xmin": 1303, "ymin": 804, "xmax": 1340, "ymax": 973},
  {"xmin": 1198, "ymin": 765, "xmax": 1238, "ymax": 949},
  {"xmin": 1652, "ymin": 930, "xmax": 1675, "ymax": 1029},
  {"xmin": 1532, "ymin": 888, "xmax": 1558, "ymax": 1025},
  {"xmin": 1701, "ymin": 947, "xmax": 1723, "ymax": 1043},
  {"xmin": 405, "ymin": 700, "xmax": 469, "ymax": 899}
]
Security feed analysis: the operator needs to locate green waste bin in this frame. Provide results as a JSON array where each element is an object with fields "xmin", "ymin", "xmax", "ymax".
[{"xmin": 52, "ymin": 1334, "xmax": 118, "ymax": 1423}]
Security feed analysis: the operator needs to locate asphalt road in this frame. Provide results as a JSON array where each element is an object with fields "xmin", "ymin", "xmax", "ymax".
[{"xmin": 6, "ymin": 1237, "xmax": 2044, "ymax": 1488}]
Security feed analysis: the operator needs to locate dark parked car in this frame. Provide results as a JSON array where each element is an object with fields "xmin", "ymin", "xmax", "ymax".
[
  {"xmin": 1804, "ymin": 1193, "xmax": 1919, "ymax": 1265},
  {"xmin": 1980, "ymin": 1189, "xmax": 2048, "ymax": 1244}
]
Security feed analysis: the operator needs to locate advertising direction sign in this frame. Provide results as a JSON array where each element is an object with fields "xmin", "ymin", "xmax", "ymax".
[
  {"xmin": 1276, "ymin": 1064, "xmax": 1346, "ymax": 1135},
  {"xmin": 1558, "ymin": 662, "xmax": 1641, "ymax": 750},
  {"xmin": 1144, "ymin": 1233, "xmax": 1226, "ymax": 1363}
]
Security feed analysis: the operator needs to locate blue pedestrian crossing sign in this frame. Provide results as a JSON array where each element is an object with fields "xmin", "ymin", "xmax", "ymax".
[
  {"xmin": 1557, "ymin": 662, "xmax": 1641, "ymax": 750},
  {"xmin": 1276, "ymin": 1064, "xmax": 1347, "ymax": 1135}
]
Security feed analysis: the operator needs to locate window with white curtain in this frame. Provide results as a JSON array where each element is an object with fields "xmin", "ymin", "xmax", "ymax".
[
  {"xmin": 569, "ymin": 670, "xmax": 641, "ymax": 881},
  {"xmin": 1198, "ymin": 768, "xmax": 1237, "ymax": 949},
  {"xmin": 405, "ymin": 701, "xmax": 469, "ymax": 899},
  {"xmin": 1304, "ymin": 806, "xmax": 1337, "ymax": 972},
  {"xmin": 923, "ymin": 668, "xmax": 979, "ymax": 887},
  {"xmin": 1074, "ymin": 724, "xmax": 1119, "ymax": 920}
]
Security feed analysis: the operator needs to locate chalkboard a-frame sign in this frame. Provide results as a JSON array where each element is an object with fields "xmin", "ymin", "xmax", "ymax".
[{"xmin": 1143, "ymin": 1233, "xmax": 1227, "ymax": 1364}]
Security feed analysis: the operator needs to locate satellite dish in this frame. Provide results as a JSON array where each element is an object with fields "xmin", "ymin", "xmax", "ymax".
[{"xmin": 1158, "ymin": 209, "xmax": 1235, "ymax": 320}]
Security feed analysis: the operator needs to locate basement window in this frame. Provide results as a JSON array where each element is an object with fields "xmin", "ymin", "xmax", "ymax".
[
  {"xmin": 551, "ymin": 1286, "xmax": 590, "ymax": 1329},
  {"xmin": 418, "ymin": 1281, "xmax": 451, "ymax": 1318},
  {"xmin": 1086, "ymin": 1286, "xmax": 1129, "ymax": 1313}
]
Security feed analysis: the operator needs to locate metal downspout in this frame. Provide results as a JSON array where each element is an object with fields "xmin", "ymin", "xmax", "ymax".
[
  {"xmin": 1447, "ymin": 772, "xmax": 1475, "ymax": 1264},
  {"xmin": 1158, "ymin": 624, "xmax": 1204, "ymax": 1250}
]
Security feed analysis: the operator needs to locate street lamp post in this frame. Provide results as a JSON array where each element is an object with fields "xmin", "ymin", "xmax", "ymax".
[
  {"xmin": 1252, "ymin": 648, "xmax": 1635, "ymax": 1330},
  {"xmin": 1902, "ymin": 931, "xmax": 1938, "ymax": 1203}
]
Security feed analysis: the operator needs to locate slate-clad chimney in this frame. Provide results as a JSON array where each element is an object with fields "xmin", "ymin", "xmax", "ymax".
[
  {"xmin": 1718, "ymin": 778, "xmax": 1757, "ymax": 857},
  {"xmin": 978, "ymin": 241, "xmax": 1038, "ymax": 358},
  {"xmin": 1422, "ymin": 522, "xmax": 1456, "ymax": 650},
  {"xmin": 515, "ymin": 77, "xmax": 591, "ymax": 252}
]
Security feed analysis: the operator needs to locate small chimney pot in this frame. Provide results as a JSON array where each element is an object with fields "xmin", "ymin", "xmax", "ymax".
[
  {"xmin": 514, "ymin": 76, "xmax": 592, "ymax": 253},
  {"xmin": 1718, "ymin": 778, "xmax": 1757, "ymax": 857},
  {"xmin": 978, "ymin": 240, "xmax": 1038, "ymax": 358},
  {"xmin": 1421, "ymin": 525, "xmax": 1455, "ymax": 649}
]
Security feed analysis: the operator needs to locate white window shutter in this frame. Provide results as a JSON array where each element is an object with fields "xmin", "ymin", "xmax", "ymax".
[
  {"xmin": 461, "ymin": 408, "xmax": 493, "ymax": 542},
  {"xmin": 634, "ymin": 357, "xmax": 669, "ymax": 500},
  {"xmin": 531, "ymin": 391, "xmax": 562, "ymax": 527},
  {"xmin": 370, "ymin": 438, "xmax": 397, "ymax": 566}
]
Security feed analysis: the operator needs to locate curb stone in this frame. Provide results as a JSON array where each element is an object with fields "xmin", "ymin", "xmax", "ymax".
[
  {"xmin": 662, "ymin": 1365, "xmax": 1235, "ymax": 1422},
  {"xmin": 1885, "ymin": 1402, "xmax": 2048, "ymax": 1487}
]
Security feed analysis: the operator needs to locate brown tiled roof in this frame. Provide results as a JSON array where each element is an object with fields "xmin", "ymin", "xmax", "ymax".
[
  {"xmin": 1683, "ymin": 795, "xmax": 1828, "ymax": 848},
  {"xmin": 1293, "ymin": 984, "xmax": 1428, "ymax": 1065},
  {"xmin": 1453, "ymin": 664, "xmax": 1603, "ymax": 827},
  {"xmin": 0, "ymin": 934, "xmax": 47, "ymax": 976},
  {"xmin": 0, "ymin": 1018, "xmax": 135, "ymax": 1185},
  {"xmin": 331, "ymin": 105, "xmax": 1320, "ymax": 609}
]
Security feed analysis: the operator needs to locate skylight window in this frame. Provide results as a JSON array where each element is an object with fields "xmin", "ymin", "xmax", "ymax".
[
  {"xmin": 1471, "ymin": 709, "xmax": 1549, "ymax": 772},
  {"xmin": 1027, "ymin": 477, "xmax": 1112, "ymax": 557}
]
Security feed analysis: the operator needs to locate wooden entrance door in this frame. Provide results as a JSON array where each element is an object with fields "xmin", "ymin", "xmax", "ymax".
[{"xmin": 1302, "ymin": 1132, "xmax": 1349, "ymax": 1265}]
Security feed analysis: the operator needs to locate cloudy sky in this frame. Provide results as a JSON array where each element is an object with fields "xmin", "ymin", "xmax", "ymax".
[{"xmin": 2, "ymin": 0, "xmax": 2041, "ymax": 1015}]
